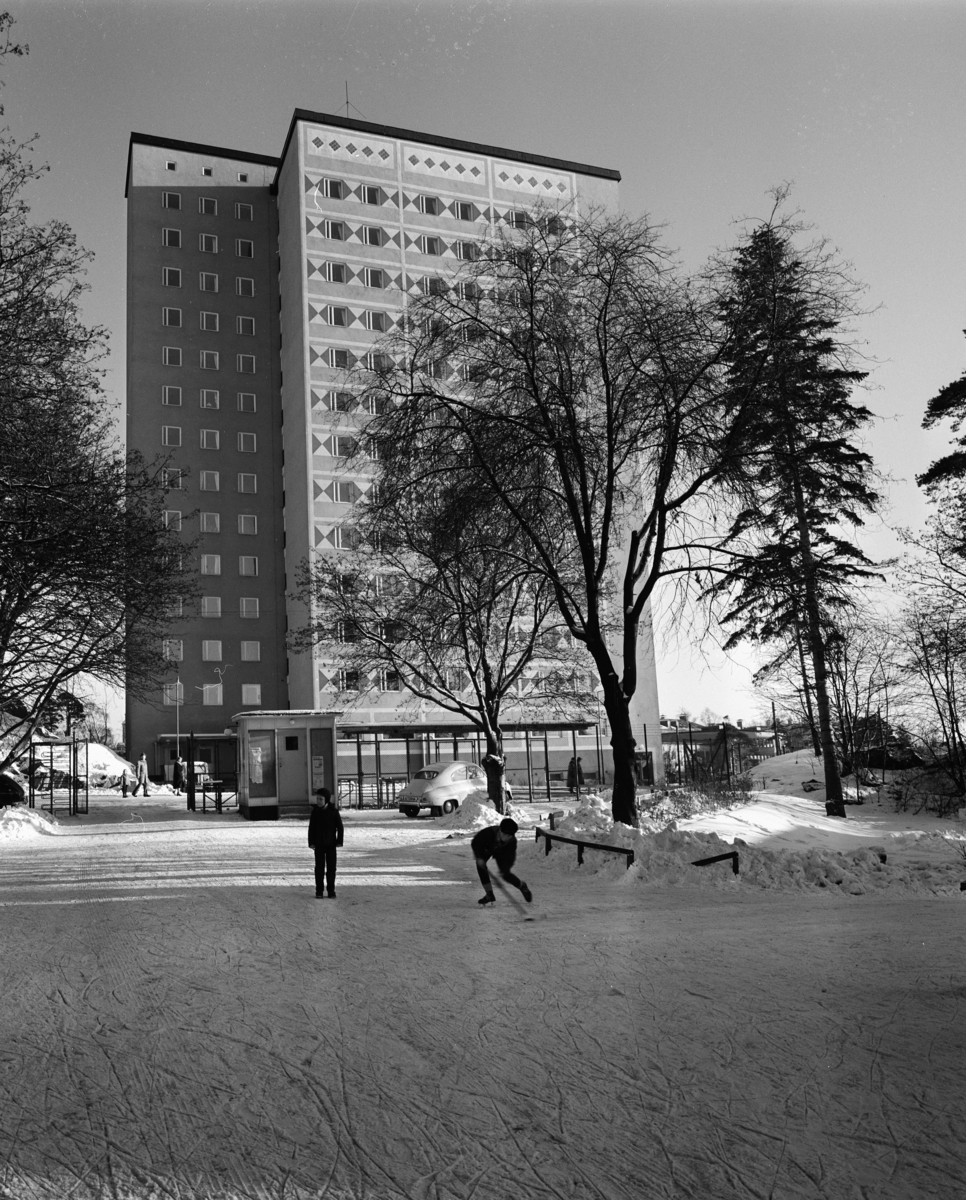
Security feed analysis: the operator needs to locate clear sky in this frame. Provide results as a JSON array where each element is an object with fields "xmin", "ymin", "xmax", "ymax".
[{"xmin": 6, "ymin": 0, "xmax": 965, "ymax": 725}]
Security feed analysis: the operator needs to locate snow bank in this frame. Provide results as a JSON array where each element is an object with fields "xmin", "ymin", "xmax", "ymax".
[
  {"xmin": 435, "ymin": 791, "xmax": 548, "ymax": 833},
  {"xmin": 0, "ymin": 804, "xmax": 62, "ymax": 840},
  {"xmin": 521, "ymin": 792, "xmax": 966, "ymax": 895}
]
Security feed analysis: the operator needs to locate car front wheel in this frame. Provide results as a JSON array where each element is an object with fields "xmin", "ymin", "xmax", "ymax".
[
  {"xmin": 402, "ymin": 806, "xmax": 420, "ymax": 818},
  {"xmin": 442, "ymin": 799, "xmax": 456, "ymax": 814}
]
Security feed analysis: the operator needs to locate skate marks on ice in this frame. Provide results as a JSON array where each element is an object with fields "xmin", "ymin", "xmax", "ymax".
[{"xmin": 0, "ymin": 824, "xmax": 965, "ymax": 1198}]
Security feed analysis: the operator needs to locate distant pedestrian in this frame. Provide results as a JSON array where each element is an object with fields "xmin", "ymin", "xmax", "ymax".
[
  {"xmin": 567, "ymin": 756, "xmax": 584, "ymax": 794},
  {"xmin": 472, "ymin": 817, "xmax": 532, "ymax": 907},
  {"xmin": 308, "ymin": 787, "xmax": 344, "ymax": 898},
  {"xmin": 131, "ymin": 753, "xmax": 150, "ymax": 797},
  {"xmin": 173, "ymin": 756, "xmax": 186, "ymax": 795}
]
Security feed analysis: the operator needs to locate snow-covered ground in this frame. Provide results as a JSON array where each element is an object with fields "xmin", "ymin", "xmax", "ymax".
[{"xmin": 2, "ymin": 768, "xmax": 965, "ymax": 1199}]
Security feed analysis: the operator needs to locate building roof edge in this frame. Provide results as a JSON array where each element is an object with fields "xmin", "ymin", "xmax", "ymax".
[
  {"xmin": 125, "ymin": 132, "xmax": 279, "ymax": 197},
  {"xmin": 272, "ymin": 109, "xmax": 621, "ymax": 189}
]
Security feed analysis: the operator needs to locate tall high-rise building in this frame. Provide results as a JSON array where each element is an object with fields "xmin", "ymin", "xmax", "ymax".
[{"xmin": 125, "ymin": 111, "xmax": 662, "ymax": 784}]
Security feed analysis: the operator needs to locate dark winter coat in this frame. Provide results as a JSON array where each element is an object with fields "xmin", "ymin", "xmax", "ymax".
[
  {"xmin": 471, "ymin": 824, "xmax": 516, "ymax": 868},
  {"xmin": 308, "ymin": 804, "xmax": 344, "ymax": 849},
  {"xmin": 566, "ymin": 759, "xmax": 584, "ymax": 788}
]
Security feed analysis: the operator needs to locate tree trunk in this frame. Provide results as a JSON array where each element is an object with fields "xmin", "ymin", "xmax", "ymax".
[
  {"xmin": 604, "ymin": 689, "xmax": 638, "ymax": 826},
  {"xmin": 480, "ymin": 741, "xmax": 506, "ymax": 815}
]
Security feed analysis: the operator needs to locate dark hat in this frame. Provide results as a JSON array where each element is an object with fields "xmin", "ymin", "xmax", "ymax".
[{"xmin": 499, "ymin": 817, "xmax": 518, "ymax": 835}]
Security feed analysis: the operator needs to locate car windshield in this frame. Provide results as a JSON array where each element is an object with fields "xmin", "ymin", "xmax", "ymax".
[{"xmin": 414, "ymin": 769, "xmax": 439, "ymax": 780}]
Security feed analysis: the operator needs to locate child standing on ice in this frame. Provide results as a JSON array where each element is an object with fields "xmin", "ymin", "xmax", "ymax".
[{"xmin": 471, "ymin": 818, "xmax": 532, "ymax": 907}]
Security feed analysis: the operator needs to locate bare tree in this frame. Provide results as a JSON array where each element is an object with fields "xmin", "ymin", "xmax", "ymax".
[
  {"xmin": 291, "ymin": 472, "xmax": 592, "ymax": 810},
  {"xmin": 357, "ymin": 209, "xmax": 762, "ymax": 824}
]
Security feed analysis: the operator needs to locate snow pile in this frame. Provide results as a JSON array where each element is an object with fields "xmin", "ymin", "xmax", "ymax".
[
  {"xmin": 436, "ymin": 792, "xmax": 545, "ymax": 833},
  {"xmin": 0, "ymin": 804, "xmax": 62, "ymax": 840},
  {"xmin": 521, "ymin": 792, "xmax": 966, "ymax": 895}
]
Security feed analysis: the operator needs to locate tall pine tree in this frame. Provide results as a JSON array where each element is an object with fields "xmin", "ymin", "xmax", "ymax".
[{"xmin": 713, "ymin": 216, "xmax": 880, "ymax": 807}]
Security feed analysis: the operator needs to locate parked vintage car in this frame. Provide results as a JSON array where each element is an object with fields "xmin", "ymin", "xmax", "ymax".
[{"xmin": 397, "ymin": 761, "xmax": 487, "ymax": 818}]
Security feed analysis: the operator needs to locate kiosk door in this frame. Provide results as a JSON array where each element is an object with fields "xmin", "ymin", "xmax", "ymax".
[{"xmin": 278, "ymin": 730, "xmax": 308, "ymax": 804}]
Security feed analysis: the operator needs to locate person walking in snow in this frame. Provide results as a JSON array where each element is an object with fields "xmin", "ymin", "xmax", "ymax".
[
  {"xmin": 567, "ymin": 756, "xmax": 584, "ymax": 794},
  {"xmin": 308, "ymin": 787, "xmax": 344, "ymax": 898},
  {"xmin": 173, "ymin": 756, "xmax": 186, "ymax": 795},
  {"xmin": 472, "ymin": 817, "xmax": 532, "ymax": 907},
  {"xmin": 131, "ymin": 753, "xmax": 150, "ymax": 797}
]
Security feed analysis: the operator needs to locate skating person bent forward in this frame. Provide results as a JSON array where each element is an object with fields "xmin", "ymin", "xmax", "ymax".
[{"xmin": 471, "ymin": 818, "xmax": 532, "ymax": 907}]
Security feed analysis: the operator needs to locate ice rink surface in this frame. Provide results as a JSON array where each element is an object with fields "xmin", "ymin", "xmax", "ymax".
[{"xmin": 2, "ymin": 794, "xmax": 965, "ymax": 1200}]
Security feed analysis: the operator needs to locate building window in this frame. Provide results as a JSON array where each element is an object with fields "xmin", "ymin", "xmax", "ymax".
[
  {"xmin": 334, "ymin": 481, "xmax": 358, "ymax": 503},
  {"xmin": 162, "ymin": 638, "xmax": 183, "ymax": 661},
  {"xmin": 163, "ymin": 510, "xmax": 182, "ymax": 530},
  {"xmin": 236, "ymin": 277, "xmax": 255, "ymax": 297},
  {"xmin": 200, "ymin": 311, "xmax": 219, "ymax": 332},
  {"xmin": 237, "ymin": 354, "xmax": 256, "ymax": 374},
  {"xmin": 200, "ymin": 554, "xmax": 221, "ymax": 576},
  {"xmin": 162, "ymin": 386, "xmax": 182, "ymax": 406},
  {"xmin": 325, "ymin": 306, "xmax": 348, "ymax": 327},
  {"xmin": 200, "ymin": 272, "xmax": 219, "ymax": 293},
  {"xmin": 330, "ymin": 391, "xmax": 354, "ymax": 412},
  {"xmin": 202, "ymin": 684, "xmax": 223, "ymax": 706},
  {"xmin": 361, "ymin": 226, "xmax": 382, "ymax": 247},
  {"xmin": 235, "ymin": 202, "xmax": 253, "ymax": 220},
  {"xmin": 199, "ymin": 389, "xmax": 219, "ymax": 410},
  {"xmin": 237, "ymin": 473, "xmax": 257, "ymax": 494},
  {"xmin": 162, "ymin": 467, "xmax": 183, "ymax": 490},
  {"xmin": 420, "ymin": 235, "xmax": 442, "ymax": 257},
  {"xmin": 200, "ymin": 233, "xmax": 218, "ymax": 254},
  {"xmin": 202, "ymin": 166, "xmax": 212, "ymax": 177},
  {"xmin": 165, "ymin": 160, "xmax": 177, "ymax": 171},
  {"xmin": 361, "ymin": 185, "xmax": 381, "ymax": 205},
  {"xmin": 162, "ymin": 266, "xmax": 181, "ymax": 286},
  {"xmin": 366, "ymin": 351, "xmax": 391, "ymax": 372},
  {"xmin": 199, "ymin": 470, "xmax": 220, "ymax": 491},
  {"xmin": 162, "ymin": 347, "xmax": 182, "ymax": 368},
  {"xmin": 365, "ymin": 311, "xmax": 388, "ymax": 332},
  {"xmin": 162, "ymin": 228, "xmax": 181, "ymax": 249},
  {"xmin": 240, "ymin": 640, "xmax": 261, "ymax": 661},
  {"xmin": 200, "ymin": 512, "xmax": 220, "ymax": 533},
  {"xmin": 237, "ymin": 392, "xmax": 256, "ymax": 412},
  {"xmin": 239, "ymin": 556, "xmax": 258, "ymax": 577},
  {"xmin": 200, "ymin": 197, "xmax": 217, "ymax": 215},
  {"xmin": 201, "ymin": 596, "xmax": 221, "ymax": 618},
  {"xmin": 201, "ymin": 350, "xmax": 219, "ymax": 370},
  {"xmin": 457, "ymin": 281, "xmax": 480, "ymax": 301},
  {"xmin": 320, "ymin": 178, "xmax": 343, "ymax": 200},
  {"xmin": 456, "ymin": 241, "xmax": 478, "ymax": 261},
  {"xmin": 422, "ymin": 276, "xmax": 447, "ymax": 296},
  {"xmin": 238, "ymin": 432, "xmax": 256, "ymax": 453},
  {"xmin": 323, "ymin": 261, "xmax": 346, "ymax": 284},
  {"xmin": 381, "ymin": 669, "xmax": 402, "ymax": 692},
  {"xmin": 363, "ymin": 267, "xmax": 384, "ymax": 288},
  {"xmin": 334, "ymin": 436, "xmax": 357, "ymax": 458},
  {"xmin": 239, "ymin": 597, "xmax": 259, "ymax": 619},
  {"xmin": 241, "ymin": 684, "xmax": 261, "ymax": 706},
  {"xmin": 322, "ymin": 220, "xmax": 345, "ymax": 241},
  {"xmin": 200, "ymin": 429, "xmax": 220, "ymax": 450},
  {"xmin": 161, "ymin": 425, "xmax": 181, "ymax": 447},
  {"xmin": 339, "ymin": 669, "xmax": 361, "ymax": 692},
  {"xmin": 238, "ymin": 514, "xmax": 257, "ymax": 535},
  {"xmin": 168, "ymin": 597, "xmax": 184, "ymax": 618},
  {"xmin": 236, "ymin": 316, "xmax": 255, "ymax": 336},
  {"xmin": 326, "ymin": 348, "xmax": 350, "ymax": 369},
  {"xmin": 510, "ymin": 210, "xmax": 530, "ymax": 229},
  {"xmin": 237, "ymin": 173, "xmax": 248, "ymax": 184},
  {"xmin": 235, "ymin": 239, "xmax": 254, "ymax": 258},
  {"xmin": 162, "ymin": 307, "xmax": 182, "ymax": 327},
  {"xmin": 418, "ymin": 195, "xmax": 440, "ymax": 216},
  {"xmin": 163, "ymin": 682, "xmax": 184, "ymax": 706},
  {"xmin": 162, "ymin": 191, "xmax": 181, "ymax": 209},
  {"xmin": 456, "ymin": 201, "xmax": 475, "ymax": 222},
  {"xmin": 202, "ymin": 639, "xmax": 222, "ymax": 661}
]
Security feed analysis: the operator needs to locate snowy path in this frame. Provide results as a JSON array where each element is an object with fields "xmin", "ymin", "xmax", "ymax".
[{"xmin": 1, "ymin": 810, "xmax": 965, "ymax": 1199}]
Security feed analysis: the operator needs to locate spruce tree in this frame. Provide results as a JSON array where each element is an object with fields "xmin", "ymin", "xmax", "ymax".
[{"xmin": 713, "ymin": 218, "xmax": 880, "ymax": 807}]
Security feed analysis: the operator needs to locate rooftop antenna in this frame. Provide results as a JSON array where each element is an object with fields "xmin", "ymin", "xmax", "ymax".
[{"xmin": 340, "ymin": 81, "xmax": 366, "ymax": 120}]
